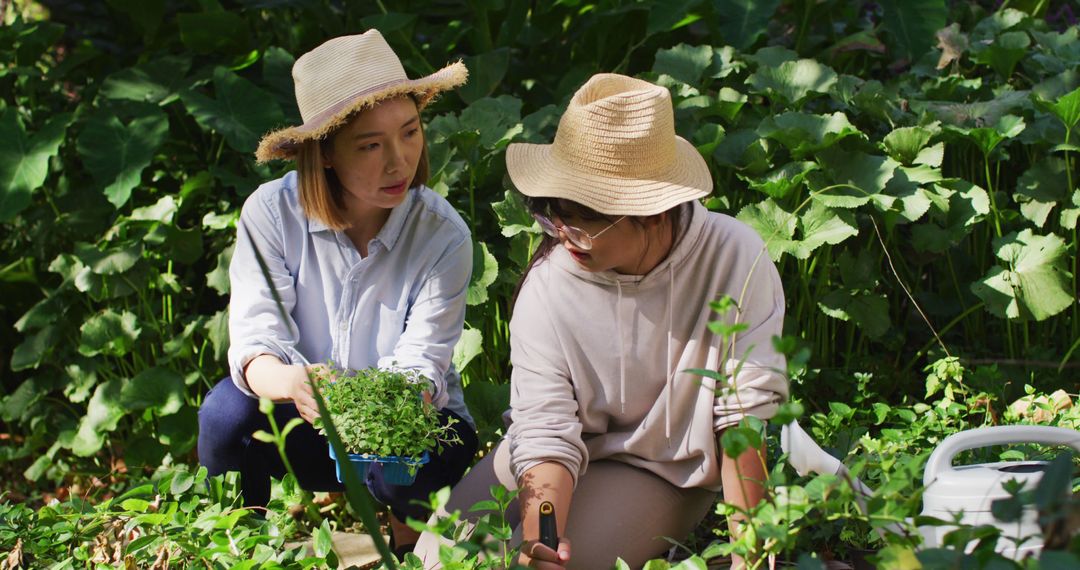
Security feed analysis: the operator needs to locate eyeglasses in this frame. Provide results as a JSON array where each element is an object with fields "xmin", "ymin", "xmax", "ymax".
[{"xmin": 533, "ymin": 213, "xmax": 626, "ymax": 251}]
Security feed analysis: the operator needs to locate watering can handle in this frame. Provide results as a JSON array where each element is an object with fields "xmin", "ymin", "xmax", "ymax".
[{"xmin": 923, "ymin": 425, "xmax": 1080, "ymax": 486}]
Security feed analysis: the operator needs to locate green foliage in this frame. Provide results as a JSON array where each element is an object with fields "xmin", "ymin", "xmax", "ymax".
[{"xmin": 315, "ymin": 368, "xmax": 459, "ymax": 460}]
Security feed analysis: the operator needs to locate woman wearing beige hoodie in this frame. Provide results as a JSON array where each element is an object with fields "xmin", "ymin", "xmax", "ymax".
[{"xmin": 415, "ymin": 74, "xmax": 788, "ymax": 569}]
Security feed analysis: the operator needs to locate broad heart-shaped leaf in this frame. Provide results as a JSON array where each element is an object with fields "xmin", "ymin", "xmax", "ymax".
[
  {"xmin": 878, "ymin": 0, "xmax": 947, "ymax": 62},
  {"xmin": 911, "ymin": 91, "xmax": 1028, "ymax": 129},
  {"xmin": 262, "ymin": 46, "xmax": 300, "ymax": 124},
  {"xmin": 881, "ymin": 126, "xmax": 934, "ymax": 165},
  {"xmin": 972, "ymin": 30, "xmax": 1031, "ymax": 79},
  {"xmin": 711, "ymin": 0, "xmax": 781, "ymax": 50},
  {"xmin": 0, "ymin": 110, "xmax": 71, "ymax": 222},
  {"xmin": 943, "ymin": 114, "xmax": 1026, "ymax": 156},
  {"xmin": 73, "ymin": 241, "xmax": 142, "ymax": 275},
  {"xmin": 1061, "ymin": 190, "xmax": 1080, "ymax": 231},
  {"xmin": 736, "ymin": 200, "xmax": 857, "ymax": 260},
  {"xmin": 492, "ymin": 190, "xmax": 536, "ymax": 238},
  {"xmin": 653, "ymin": 43, "xmax": 713, "ymax": 87},
  {"xmin": 1016, "ymin": 157, "xmax": 1071, "ymax": 227},
  {"xmin": 911, "ymin": 180, "xmax": 991, "ymax": 252},
  {"xmin": 76, "ymin": 104, "xmax": 168, "ymax": 208},
  {"xmin": 647, "ymin": 0, "xmax": 702, "ymax": 36},
  {"xmin": 747, "ymin": 59, "xmax": 838, "ymax": 107},
  {"xmin": 757, "ymin": 111, "xmax": 863, "ymax": 158},
  {"xmin": 467, "ymin": 241, "xmax": 498, "ymax": 306},
  {"xmin": 972, "ymin": 229, "xmax": 1074, "ymax": 321},
  {"xmin": 452, "ymin": 327, "xmax": 483, "ymax": 372},
  {"xmin": 79, "ymin": 309, "xmax": 141, "ymax": 357},
  {"xmin": 736, "ymin": 200, "xmax": 796, "ymax": 262},
  {"xmin": 458, "ymin": 95, "xmax": 523, "ymax": 150},
  {"xmin": 207, "ymin": 243, "xmax": 234, "ymax": 296},
  {"xmin": 100, "ymin": 55, "xmax": 192, "ymax": 105},
  {"xmin": 741, "ymin": 161, "xmax": 819, "ymax": 199},
  {"xmin": 121, "ymin": 367, "xmax": 185, "ymax": 415},
  {"xmin": 814, "ymin": 148, "xmax": 898, "ymax": 208},
  {"xmin": 1034, "ymin": 85, "xmax": 1080, "ymax": 130},
  {"xmin": 818, "ymin": 289, "xmax": 890, "ymax": 338},
  {"xmin": 71, "ymin": 379, "xmax": 125, "ymax": 457},
  {"xmin": 459, "ymin": 48, "xmax": 511, "ymax": 105},
  {"xmin": 180, "ymin": 67, "xmax": 286, "ymax": 153}
]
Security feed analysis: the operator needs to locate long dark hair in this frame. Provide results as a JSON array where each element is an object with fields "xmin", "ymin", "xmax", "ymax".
[{"xmin": 511, "ymin": 193, "xmax": 684, "ymax": 306}]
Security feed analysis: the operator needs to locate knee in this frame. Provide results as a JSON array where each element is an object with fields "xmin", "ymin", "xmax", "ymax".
[{"xmin": 198, "ymin": 379, "xmax": 260, "ymax": 471}]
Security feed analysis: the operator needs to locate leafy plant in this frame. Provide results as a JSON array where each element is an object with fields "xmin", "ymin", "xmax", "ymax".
[{"xmin": 314, "ymin": 367, "xmax": 460, "ymax": 461}]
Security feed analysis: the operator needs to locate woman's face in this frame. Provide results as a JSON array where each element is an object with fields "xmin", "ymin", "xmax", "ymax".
[
  {"xmin": 551, "ymin": 210, "xmax": 664, "ymax": 275},
  {"xmin": 323, "ymin": 96, "xmax": 423, "ymax": 213}
]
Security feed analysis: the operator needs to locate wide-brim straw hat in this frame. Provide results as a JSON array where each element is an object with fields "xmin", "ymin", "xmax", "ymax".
[
  {"xmin": 255, "ymin": 29, "xmax": 467, "ymax": 163},
  {"xmin": 505, "ymin": 73, "xmax": 712, "ymax": 216}
]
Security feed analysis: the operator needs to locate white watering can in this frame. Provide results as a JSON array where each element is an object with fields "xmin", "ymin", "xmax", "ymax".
[{"xmin": 781, "ymin": 422, "xmax": 1080, "ymax": 557}]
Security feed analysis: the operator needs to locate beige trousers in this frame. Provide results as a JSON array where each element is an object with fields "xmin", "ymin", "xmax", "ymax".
[{"xmin": 414, "ymin": 441, "xmax": 717, "ymax": 569}]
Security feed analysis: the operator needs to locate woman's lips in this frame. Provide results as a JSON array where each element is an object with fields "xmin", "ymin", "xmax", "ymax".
[
  {"xmin": 380, "ymin": 180, "xmax": 408, "ymax": 195},
  {"xmin": 568, "ymin": 249, "xmax": 591, "ymax": 262}
]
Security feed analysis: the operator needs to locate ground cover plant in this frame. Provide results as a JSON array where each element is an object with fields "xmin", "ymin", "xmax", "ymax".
[{"xmin": 1, "ymin": 0, "xmax": 1078, "ymax": 567}]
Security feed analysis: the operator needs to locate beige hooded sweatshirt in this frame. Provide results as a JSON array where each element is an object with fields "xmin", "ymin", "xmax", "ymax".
[{"xmin": 507, "ymin": 201, "xmax": 789, "ymax": 492}]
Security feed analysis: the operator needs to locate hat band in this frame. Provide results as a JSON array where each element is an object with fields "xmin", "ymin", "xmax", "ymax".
[{"xmin": 294, "ymin": 77, "xmax": 416, "ymax": 135}]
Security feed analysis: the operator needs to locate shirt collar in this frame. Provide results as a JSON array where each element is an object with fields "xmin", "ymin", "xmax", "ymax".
[
  {"xmin": 371, "ymin": 187, "xmax": 415, "ymax": 251},
  {"xmin": 305, "ymin": 187, "xmax": 416, "ymax": 252}
]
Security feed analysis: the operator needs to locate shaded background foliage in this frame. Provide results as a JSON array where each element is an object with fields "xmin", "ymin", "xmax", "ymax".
[{"xmin": 1, "ymin": 0, "xmax": 1077, "ymax": 502}]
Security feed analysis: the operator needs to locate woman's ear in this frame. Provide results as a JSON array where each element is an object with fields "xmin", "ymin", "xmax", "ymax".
[{"xmin": 643, "ymin": 212, "xmax": 668, "ymax": 229}]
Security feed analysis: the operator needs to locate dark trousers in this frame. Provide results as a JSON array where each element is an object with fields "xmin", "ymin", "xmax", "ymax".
[{"xmin": 197, "ymin": 378, "xmax": 478, "ymax": 521}]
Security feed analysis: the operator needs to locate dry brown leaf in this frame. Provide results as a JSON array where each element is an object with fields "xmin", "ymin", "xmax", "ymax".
[
  {"xmin": 1, "ymin": 537, "xmax": 24, "ymax": 570},
  {"xmin": 936, "ymin": 23, "xmax": 969, "ymax": 70}
]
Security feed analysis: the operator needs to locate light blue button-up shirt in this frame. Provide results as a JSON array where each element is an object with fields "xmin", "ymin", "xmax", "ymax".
[{"xmin": 227, "ymin": 171, "xmax": 474, "ymax": 426}]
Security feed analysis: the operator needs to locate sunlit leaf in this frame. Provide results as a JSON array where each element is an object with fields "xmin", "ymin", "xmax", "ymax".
[
  {"xmin": 653, "ymin": 43, "xmax": 713, "ymax": 87},
  {"xmin": 99, "ymin": 55, "xmax": 191, "ymax": 104},
  {"xmin": 453, "ymin": 327, "xmax": 483, "ymax": 372},
  {"xmin": 735, "ymin": 200, "xmax": 796, "ymax": 261},
  {"xmin": 0, "ymin": 110, "xmax": 72, "ymax": 222},
  {"xmin": 467, "ymin": 242, "xmax": 498, "ymax": 306},
  {"xmin": 790, "ymin": 201, "xmax": 859, "ymax": 258},
  {"xmin": 882, "ymin": 126, "xmax": 934, "ymax": 165},
  {"xmin": 972, "ymin": 30, "xmax": 1031, "ymax": 79},
  {"xmin": 757, "ymin": 111, "xmax": 863, "ymax": 158},
  {"xmin": 79, "ymin": 309, "xmax": 142, "ymax": 357},
  {"xmin": 492, "ymin": 190, "xmax": 536, "ymax": 238},
  {"xmin": 742, "ymin": 161, "xmax": 819, "ymax": 199},
  {"xmin": 972, "ymin": 229, "xmax": 1073, "ymax": 321},
  {"xmin": 815, "ymin": 149, "xmax": 898, "ymax": 208},
  {"xmin": 1016, "ymin": 158, "xmax": 1071, "ymax": 227},
  {"xmin": 71, "ymin": 379, "xmax": 125, "ymax": 457},
  {"xmin": 747, "ymin": 59, "xmax": 838, "ymax": 106},
  {"xmin": 122, "ymin": 367, "xmax": 185, "ymax": 415},
  {"xmin": 459, "ymin": 95, "xmax": 523, "ymax": 150}
]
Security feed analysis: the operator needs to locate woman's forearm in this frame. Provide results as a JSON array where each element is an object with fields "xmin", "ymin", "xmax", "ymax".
[
  {"xmin": 519, "ymin": 462, "xmax": 574, "ymax": 541},
  {"xmin": 244, "ymin": 354, "xmax": 307, "ymax": 402},
  {"xmin": 721, "ymin": 441, "xmax": 768, "ymax": 567}
]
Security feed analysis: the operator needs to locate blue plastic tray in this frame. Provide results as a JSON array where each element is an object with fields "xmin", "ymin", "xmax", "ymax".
[{"xmin": 328, "ymin": 444, "xmax": 430, "ymax": 486}]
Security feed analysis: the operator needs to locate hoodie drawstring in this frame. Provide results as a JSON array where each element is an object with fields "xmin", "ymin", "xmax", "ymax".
[
  {"xmin": 666, "ymin": 265, "xmax": 674, "ymax": 442},
  {"xmin": 616, "ymin": 280, "xmax": 626, "ymax": 414}
]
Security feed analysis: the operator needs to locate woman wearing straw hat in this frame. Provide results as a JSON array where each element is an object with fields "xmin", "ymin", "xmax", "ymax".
[
  {"xmin": 415, "ymin": 74, "xmax": 789, "ymax": 568},
  {"xmin": 197, "ymin": 29, "xmax": 478, "ymax": 557}
]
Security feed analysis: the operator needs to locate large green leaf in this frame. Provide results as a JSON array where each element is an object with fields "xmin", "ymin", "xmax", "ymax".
[
  {"xmin": 467, "ymin": 242, "xmax": 498, "ymax": 306},
  {"xmin": 757, "ymin": 111, "xmax": 863, "ymax": 158},
  {"xmin": 818, "ymin": 290, "xmax": 890, "ymax": 338},
  {"xmin": 653, "ymin": 44, "xmax": 713, "ymax": 87},
  {"xmin": 741, "ymin": 161, "xmax": 819, "ymax": 200},
  {"xmin": 736, "ymin": 200, "xmax": 796, "ymax": 261},
  {"xmin": 0, "ymin": 110, "xmax": 71, "ymax": 222},
  {"xmin": 1016, "ymin": 158, "xmax": 1071, "ymax": 227},
  {"xmin": 79, "ymin": 309, "xmax": 142, "ymax": 357},
  {"xmin": 76, "ymin": 105, "xmax": 169, "ymax": 208},
  {"xmin": 452, "ymin": 327, "xmax": 483, "ymax": 372},
  {"xmin": 972, "ymin": 30, "xmax": 1031, "ymax": 79},
  {"xmin": 99, "ymin": 55, "xmax": 192, "ymax": 105},
  {"xmin": 736, "ymin": 200, "xmax": 856, "ymax": 260},
  {"xmin": 459, "ymin": 48, "xmax": 511, "ymax": 105},
  {"xmin": 207, "ymin": 243, "xmax": 234, "ymax": 296},
  {"xmin": 711, "ymin": 0, "xmax": 781, "ymax": 50},
  {"xmin": 121, "ymin": 367, "xmax": 186, "ymax": 415},
  {"xmin": 492, "ymin": 190, "xmax": 536, "ymax": 238},
  {"xmin": 180, "ymin": 67, "xmax": 286, "ymax": 153},
  {"xmin": 459, "ymin": 95, "xmax": 523, "ymax": 150},
  {"xmin": 747, "ymin": 59, "xmax": 838, "ymax": 106},
  {"xmin": 814, "ymin": 149, "xmax": 898, "ymax": 208},
  {"xmin": 790, "ymin": 201, "xmax": 859, "ymax": 259},
  {"xmin": 71, "ymin": 379, "xmax": 125, "ymax": 457},
  {"xmin": 881, "ymin": 126, "xmax": 934, "ymax": 166},
  {"xmin": 878, "ymin": 0, "xmax": 948, "ymax": 62},
  {"xmin": 972, "ymin": 229, "xmax": 1074, "ymax": 321}
]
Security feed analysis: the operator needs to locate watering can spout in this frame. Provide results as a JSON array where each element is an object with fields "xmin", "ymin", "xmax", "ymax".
[{"xmin": 781, "ymin": 421, "xmax": 876, "ymax": 498}]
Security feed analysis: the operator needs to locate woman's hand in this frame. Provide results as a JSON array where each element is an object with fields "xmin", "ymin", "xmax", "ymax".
[
  {"xmin": 518, "ymin": 538, "xmax": 571, "ymax": 569},
  {"xmin": 290, "ymin": 363, "xmax": 336, "ymax": 424}
]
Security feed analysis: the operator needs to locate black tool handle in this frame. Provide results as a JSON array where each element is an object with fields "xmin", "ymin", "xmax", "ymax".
[{"xmin": 538, "ymin": 501, "xmax": 558, "ymax": 550}]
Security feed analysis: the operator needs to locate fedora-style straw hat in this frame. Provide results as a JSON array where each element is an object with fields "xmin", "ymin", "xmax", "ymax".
[
  {"xmin": 255, "ymin": 29, "xmax": 467, "ymax": 163},
  {"xmin": 505, "ymin": 73, "xmax": 712, "ymax": 216}
]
